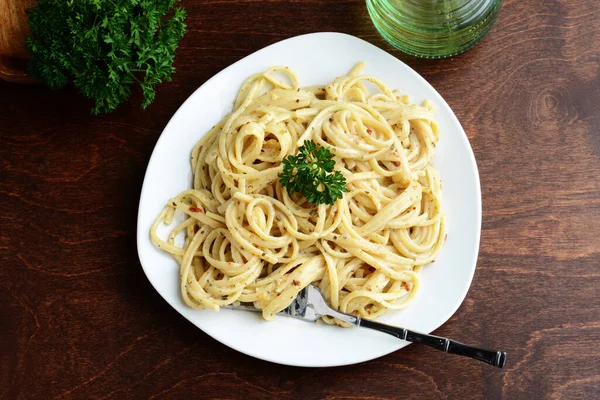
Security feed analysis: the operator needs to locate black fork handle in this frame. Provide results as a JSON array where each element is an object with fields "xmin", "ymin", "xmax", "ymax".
[{"xmin": 358, "ymin": 318, "xmax": 506, "ymax": 368}]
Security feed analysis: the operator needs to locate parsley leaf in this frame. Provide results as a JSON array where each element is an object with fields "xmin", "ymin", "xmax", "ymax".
[
  {"xmin": 26, "ymin": 0, "xmax": 187, "ymax": 114},
  {"xmin": 279, "ymin": 141, "xmax": 348, "ymax": 206}
]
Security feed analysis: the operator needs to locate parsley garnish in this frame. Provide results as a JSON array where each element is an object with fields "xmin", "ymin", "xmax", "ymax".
[
  {"xmin": 26, "ymin": 0, "xmax": 187, "ymax": 114},
  {"xmin": 278, "ymin": 141, "xmax": 348, "ymax": 206}
]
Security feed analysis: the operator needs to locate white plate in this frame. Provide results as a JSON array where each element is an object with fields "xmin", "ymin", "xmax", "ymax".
[{"xmin": 137, "ymin": 32, "xmax": 481, "ymax": 367}]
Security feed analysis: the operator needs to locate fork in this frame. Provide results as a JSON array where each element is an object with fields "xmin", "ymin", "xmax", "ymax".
[{"xmin": 225, "ymin": 285, "xmax": 507, "ymax": 368}]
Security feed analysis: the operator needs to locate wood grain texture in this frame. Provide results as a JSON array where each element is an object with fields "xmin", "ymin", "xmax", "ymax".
[{"xmin": 1, "ymin": 0, "xmax": 599, "ymax": 399}]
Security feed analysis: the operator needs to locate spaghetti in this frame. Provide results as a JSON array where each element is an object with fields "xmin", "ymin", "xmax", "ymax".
[{"xmin": 151, "ymin": 63, "xmax": 445, "ymax": 323}]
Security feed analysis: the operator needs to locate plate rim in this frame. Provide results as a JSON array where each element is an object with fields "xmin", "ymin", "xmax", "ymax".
[{"xmin": 136, "ymin": 31, "xmax": 482, "ymax": 367}]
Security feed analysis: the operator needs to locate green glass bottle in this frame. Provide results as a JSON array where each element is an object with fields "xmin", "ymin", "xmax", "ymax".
[{"xmin": 366, "ymin": 0, "xmax": 503, "ymax": 58}]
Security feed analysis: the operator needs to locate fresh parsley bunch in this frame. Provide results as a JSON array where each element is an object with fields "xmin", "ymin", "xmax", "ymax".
[
  {"xmin": 27, "ymin": 0, "xmax": 187, "ymax": 114},
  {"xmin": 278, "ymin": 141, "xmax": 348, "ymax": 206}
]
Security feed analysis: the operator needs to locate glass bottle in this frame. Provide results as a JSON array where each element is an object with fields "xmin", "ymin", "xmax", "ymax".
[{"xmin": 366, "ymin": 0, "xmax": 503, "ymax": 58}]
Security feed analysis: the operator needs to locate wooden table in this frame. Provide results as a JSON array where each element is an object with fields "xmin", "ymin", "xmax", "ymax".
[{"xmin": 1, "ymin": 1, "xmax": 599, "ymax": 398}]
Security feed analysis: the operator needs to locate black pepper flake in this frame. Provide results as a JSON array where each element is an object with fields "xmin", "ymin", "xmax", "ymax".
[{"xmin": 296, "ymin": 99, "xmax": 299, "ymax": 103}]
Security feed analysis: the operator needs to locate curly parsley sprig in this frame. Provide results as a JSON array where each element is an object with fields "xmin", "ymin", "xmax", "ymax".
[
  {"xmin": 278, "ymin": 141, "xmax": 348, "ymax": 206},
  {"xmin": 26, "ymin": 0, "xmax": 187, "ymax": 114}
]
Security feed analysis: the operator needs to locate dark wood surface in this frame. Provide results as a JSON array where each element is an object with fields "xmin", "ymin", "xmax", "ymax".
[{"xmin": 2, "ymin": 0, "xmax": 599, "ymax": 399}]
